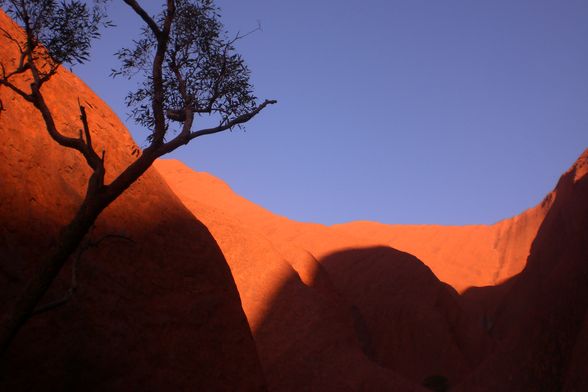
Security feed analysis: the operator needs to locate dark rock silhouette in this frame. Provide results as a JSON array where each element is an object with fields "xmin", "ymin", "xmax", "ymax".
[{"xmin": 455, "ymin": 149, "xmax": 588, "ymax": 391}]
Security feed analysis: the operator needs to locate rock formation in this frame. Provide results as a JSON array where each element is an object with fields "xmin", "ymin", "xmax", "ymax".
[
  {"xmin": 2, "ymin": 6, "xmax": 587, "ymax": 391},
  {"xmin": 156, "ymin": 148, "xmax": 588, "ymax": 391},
  {"xmin": 0, "ymin": 10, "xmax": 265, "ymax": 391}
]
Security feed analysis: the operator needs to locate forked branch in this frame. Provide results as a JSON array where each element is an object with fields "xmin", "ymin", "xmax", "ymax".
[
  {"xmin": 0, "ymin": 0, "xmax": 275, "ymax": 357},
  {"xmin": 157, "ymin": 99, "xmax": 277, "ymax": 156}
]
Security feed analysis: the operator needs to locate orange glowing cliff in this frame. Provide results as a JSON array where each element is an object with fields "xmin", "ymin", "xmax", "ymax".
[{"xmin": 2, "ymin": 8, "xmax": 588, "ymax": 391}]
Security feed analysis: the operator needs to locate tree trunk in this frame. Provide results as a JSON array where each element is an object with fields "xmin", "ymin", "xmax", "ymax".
[
  {"xmin": 0, "ymin": 150, "xmax": 155, "ymax": 356},
  {"xmin": 0, "ymin": 199, "xmax": 103, "ymax": 356}
]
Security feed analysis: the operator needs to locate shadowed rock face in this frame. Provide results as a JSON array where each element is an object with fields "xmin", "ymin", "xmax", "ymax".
[
  {"xmin": 157, "ymin": 148, "xmax": 588, "ymax": 391},
  {"xmin": 1, "ymin": 7, "xmax": 587, "ymax": 391},
  {"xmin": 332, "ymin": 202, "xmax": 549, "ymax": 293},
  {"xmin": 456, "ymin": 150, "xmax": 588, "ymax": 392},
  {"xmin": 0, "ymin": 11, "xmax": 265, "ymax": 391}
]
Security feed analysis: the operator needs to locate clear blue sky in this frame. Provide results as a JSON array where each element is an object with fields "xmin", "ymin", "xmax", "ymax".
[{"xmin": 76, "ymin": 0, "xmax": 588, "ymax": 225}]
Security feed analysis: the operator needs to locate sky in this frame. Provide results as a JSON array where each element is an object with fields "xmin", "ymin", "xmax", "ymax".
[{"xmin": 75, "ymin": 0, "xmax": 588, "ymax": 226}]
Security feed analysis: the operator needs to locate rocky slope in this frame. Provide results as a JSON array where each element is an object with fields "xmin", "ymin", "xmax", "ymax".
[
  {"xmin": 0, "ymin": 11, "xmax": 265, "ymax": 391},
  {"xmin": 1, "ymin": 6, "xmax": 587, "ymax": 391},
  {"xmin": 156, "ymin": 148, "xmax": 588, "ymax": 391},
  {"xmin": 332, "ymin": 200, "xmax": 549, "ymax": 293},
  {"xmin": 456, "ymin": 149, "xmax": 588, "ymax": 391}
]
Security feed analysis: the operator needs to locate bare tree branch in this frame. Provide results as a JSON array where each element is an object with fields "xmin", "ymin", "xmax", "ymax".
[
  {"xmin": 122, "ymin": 0, "xmax": 162, "ymax": 38},
  {"xmin": 169, "ymin": 59, "xmax": 189, "ymax": 103},
  {"xmin": 0, "ymin": 0, "xmax": 275, "ymax": 356},
  {"xmin": 151, "ymin": 0, "xmax": 175, "ymax": 146},
  {"xmin": 0, "ymin": 77, "xmax": 33, "ymax": 102},
  {"xmin": 123, "ymin": 0, "xmax": 177, "ymax": 147},
  {"xmin": 189, "ymin": 99, "xmax": 276, "ymax": 139},
  {"xmin": 28, "ymin": 86, "xmax": 94, "ymax": 165},
  {"xmin": 157, "ymin": 99, "xmax": 276, "ymax": 156}
]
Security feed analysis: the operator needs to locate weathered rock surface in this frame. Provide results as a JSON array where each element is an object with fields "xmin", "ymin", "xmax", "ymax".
[
  {"xmin": 2, "ymin": 6, "xmax": 587, "ymax": 391},
  {"xmin": 157, "ymin": 148, "xmax": 588, "ymax": 391},
  {"xmin": 332, "ymin": 202, "xmax": 550, "ymax": 293},
  {"xmin": 456, "ymin": 149, "xmax": 588, "ymax": 391},
  {"xmin": 0, "ymin": 10, "xmax": 265, "ymax": 391}
]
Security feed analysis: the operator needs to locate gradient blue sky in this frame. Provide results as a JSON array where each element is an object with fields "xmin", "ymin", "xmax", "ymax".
[{"xmin": 76, "ymin": 0, "xmax": 588, "ymax": 225}]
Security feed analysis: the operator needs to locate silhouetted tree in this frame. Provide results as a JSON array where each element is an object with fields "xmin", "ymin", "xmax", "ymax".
[{"xmin": 0, "ymin": 0, "xmax": 275, "ymax": 354}]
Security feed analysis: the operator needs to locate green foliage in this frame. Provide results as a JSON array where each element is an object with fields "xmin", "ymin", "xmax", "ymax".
[
  {"xmin": 112, "ymin": 0, "xmax": 258, "ymax": 139},
  {"xmin": 0, "ymin": 0, "xmax": 111, "ymax": 67}
]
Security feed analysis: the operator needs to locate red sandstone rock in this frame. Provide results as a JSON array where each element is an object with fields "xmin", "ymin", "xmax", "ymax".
[
  {"xmin": 455, "ymin": 149, "xmax": 588, "ymax": 391},
  {"xmin": 331, "ymin": 202, "xmax": 550, "ymax": 293},
  {"xmin": 1, "ymin": 6, "xmax": 587, "ymax": 391},
  {"xmin": 0, "ymin": 10, "xmax": 265, "ymax": 391},
  {"xmin": 156, "ymin": 150, "xmax": 588, "ymax": 391},
  {"xmin": 158, "ymin": 158, "xmax": 496, "ymax": 389}
]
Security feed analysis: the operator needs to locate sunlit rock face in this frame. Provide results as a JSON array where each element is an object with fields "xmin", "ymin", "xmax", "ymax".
[
  {"xmin": 156, "ymin": 148, "xmax": 588, "ymax": 391},
  {"xmin": 0, "ymin": 10, "xmax": 266, "ymax": 391},
  {"xmin": 332, "ymin": 203, "xmax": 549, "ymax": 293},
  {"xmin": 2, "ymin": 5, "xmax": 587, "ymax": 391}
]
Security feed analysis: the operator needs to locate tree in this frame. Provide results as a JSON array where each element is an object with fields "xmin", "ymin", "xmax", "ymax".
[{"xmin": 0, "ymin": 0, "xmax": 276, "ymax": 355}]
